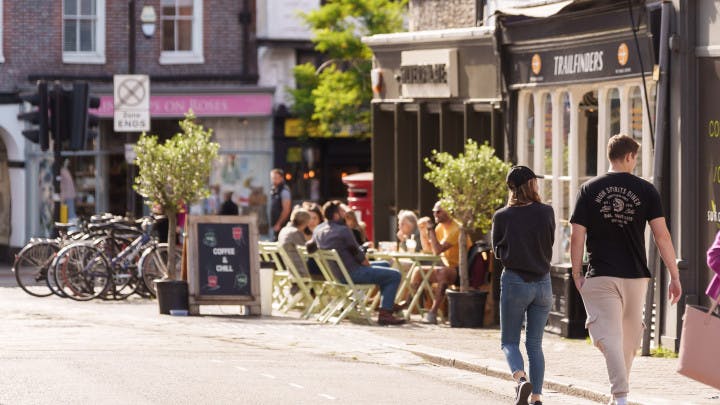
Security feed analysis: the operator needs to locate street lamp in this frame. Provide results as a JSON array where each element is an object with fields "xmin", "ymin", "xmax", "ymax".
[{"xmin": 140, "ymin": 6, "xmax": 157, "ymax": 38}]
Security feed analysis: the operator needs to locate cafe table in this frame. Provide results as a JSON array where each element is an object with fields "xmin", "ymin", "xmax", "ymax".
[{"xmin": 367, "ymin": 249, "xmax": 444, "ymax": 320}]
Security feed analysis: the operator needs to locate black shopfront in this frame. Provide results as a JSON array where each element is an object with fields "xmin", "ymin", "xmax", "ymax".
[{"xmin": 364, "ymin": 27, "xmax": 503, "ymax": 241}]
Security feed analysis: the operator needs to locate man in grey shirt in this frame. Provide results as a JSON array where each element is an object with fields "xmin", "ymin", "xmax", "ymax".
[{"xmin": 309, "ymin": 200, "xmax": 405, "ymax": 325}]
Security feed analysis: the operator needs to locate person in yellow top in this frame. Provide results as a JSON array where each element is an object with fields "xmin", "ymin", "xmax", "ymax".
[{"xmin": 415, "ymin": 201, "xmax": 472, "ymax": 324}]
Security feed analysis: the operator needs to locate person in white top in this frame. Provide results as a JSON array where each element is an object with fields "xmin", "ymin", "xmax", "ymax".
[{"xmin": 59, "ymin": 159, "xmax": 77, "ymax": 221}]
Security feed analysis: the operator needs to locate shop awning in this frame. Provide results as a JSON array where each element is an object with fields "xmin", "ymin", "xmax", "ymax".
[{"xmin": 496, "ymin": 0, "xmax": 576, "ymax": 18}]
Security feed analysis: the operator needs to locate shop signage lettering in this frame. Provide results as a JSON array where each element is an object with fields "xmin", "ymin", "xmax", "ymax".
[
  {"xmin": 400, "ymin": 48, "xmax": 458, "ymax": 98},
  {"xmin": 709, "ymin": 120, "xmax": 720, "ymax": 138},
  {"xmin": 400, "ymin": 64, "xmax": 448, "ymax": 84},
  {"xmin": 508, "ymin": 36, "xmax": 654, "ymax": 88},
  {"xmin": 553, "ymin": 51, "xmax": 604, "ymax": 76},
  {"xmin": 93, "ymin": 94, "xmax": 273, "ymax": 118}
]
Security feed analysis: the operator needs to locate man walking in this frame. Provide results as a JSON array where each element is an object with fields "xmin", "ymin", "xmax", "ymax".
[
  {"xmin": 309, "ymin": 200, "xmax": 405, "ymax": 325},
  {"xmin": 570, "ymin": 134, "xmax": 682, "ymax": 405},
  {"xmin": 270, "ymin": 168, "xmax": 292, "ymax": 241}
]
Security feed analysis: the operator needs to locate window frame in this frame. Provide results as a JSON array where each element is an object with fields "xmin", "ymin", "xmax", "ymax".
[
  {"xmin": 62, "ymin": 0, "xmax": 106, "ymax": 65},
  {"xmin": 159, "ymin": 0, "xmax": 204, "ymax": 65}
]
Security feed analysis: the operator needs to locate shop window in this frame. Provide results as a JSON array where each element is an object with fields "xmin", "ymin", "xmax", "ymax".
[
  {"xmin": 559, "ymin": 92, "xmax": 571, "ymax": 263},
  {"xmin": 62, "ymin": 0, "xmax": 106, "ymax": 64},
  {"xmin": 525, "ymin": 95, "xmax": 535, "ymax": 170},
  {"xmin": 608, "ymin": 88, "xmax": 621, "ymax": 137},
  {"xmin": 630, "ymin": 87, "xmax": 643, "ymax": 176},
  {"xmin": 579, "ymin": 90, "xmax": 598, "ymax": 178},
  {"xmin": 160, "ymin": 0, "xmax": 204, "ymax": 64},
  {"xmin": 542, "ymin": 93, "xmax": 552, "ymax": 203}
]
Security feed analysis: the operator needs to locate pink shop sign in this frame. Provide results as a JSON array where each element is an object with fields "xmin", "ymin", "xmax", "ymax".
[{"xmin": 92, "ymin": 94, "xmax": 273, "ymax": 118}]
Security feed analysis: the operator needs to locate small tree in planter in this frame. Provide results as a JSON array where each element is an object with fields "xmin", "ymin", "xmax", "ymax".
[
  {"xmin": 424, "ymin": 140, "xmax": 509, "ymax": 293},
  {"xmin": 134, "ymin": 112, "xmax": 219, "ymax": 281}
]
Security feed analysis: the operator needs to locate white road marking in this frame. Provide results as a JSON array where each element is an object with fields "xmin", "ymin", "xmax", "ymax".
[
  {"xmin": 260, "ymin": 373, "xmax": 276, "ymax": 379},
  {"xmin": 319, "ymin": 394, "xmax": 336, "ymax": 400},
  {"xmin": 288, "ymin": 383, "xmax": 304, "ymax": 389},
  {"xmin": 235, "ymin": 366, "xmax": 248, "ymax": 371},
  {"xmin": 210, "ymin": 360, "xmax": 223, "ymax": 363}
]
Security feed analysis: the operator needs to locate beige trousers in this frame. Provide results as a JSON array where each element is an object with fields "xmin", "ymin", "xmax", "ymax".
[{"xmin": 580, "ymin": 276, "xmax": 650, "ymax": 398}]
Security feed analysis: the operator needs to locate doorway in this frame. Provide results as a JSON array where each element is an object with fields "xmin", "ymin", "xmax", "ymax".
[{"xmin": 0, "ymin": 133, "xmax": 10, "ymax": 244}]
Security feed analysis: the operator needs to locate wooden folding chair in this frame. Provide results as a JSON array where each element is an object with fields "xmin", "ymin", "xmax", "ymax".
[
  {"xmin": 315, "ymin": 249, "xmax": 375, "ymax": 325},
  {"xmin": 275, "ymin": 243, "xmax": 324, "ymax": 316},
  {"xmin": 258, "ymin": 241, "xmax": 291, "ymax": 310}
]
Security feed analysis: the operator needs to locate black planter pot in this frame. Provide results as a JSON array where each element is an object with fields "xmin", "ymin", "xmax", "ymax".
[
  {"xmin": 447, "ymin": 289, "xmax": 488, "ymax": 328},
  {"xmin": 155, "ymin": 280, "xmax": 189, "ymax": 315}
]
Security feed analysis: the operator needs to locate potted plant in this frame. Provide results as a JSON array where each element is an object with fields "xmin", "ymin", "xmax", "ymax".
[
  {"xmin": 134, "ymin": 112, "xmax": 219, "ymax": 314},
  {"xmin": 424, "ymin": 140, "xmax": 509, "ymax": 327}
]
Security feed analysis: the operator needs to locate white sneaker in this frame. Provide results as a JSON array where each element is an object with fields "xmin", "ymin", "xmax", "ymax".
[{"xmin": 422, "ymin": 312, "xmax": 438, "ymax": 324}]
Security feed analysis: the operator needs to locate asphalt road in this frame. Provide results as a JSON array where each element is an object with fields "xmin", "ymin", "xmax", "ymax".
[{"xmin": 0, "ymin": 268, "xmax": 598, "ymax": 405}]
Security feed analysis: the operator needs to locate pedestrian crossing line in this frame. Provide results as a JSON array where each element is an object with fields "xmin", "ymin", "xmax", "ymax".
[
  {"xmin": 260, "ymin": 373, "xmax": 276, "ymax": 379},
  {"xmin": 235, "ymin": 366, "xmax": 248, "ymax": 371},
  {"xmin": 210, "ymin": 359, "xmax": 223, "ymax": 363},
  {"xmin": 318, "ymin": 394, "xmax": 336, "ymax": 400},
  {"xmin": 288, "ymin": 383, "xmax": 304, "ymax": 389}
]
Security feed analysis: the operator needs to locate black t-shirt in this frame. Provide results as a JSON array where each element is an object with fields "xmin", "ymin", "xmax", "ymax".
[{"xmin": 570, "ymin": 172, "xmax": 663, "ymax": 279}]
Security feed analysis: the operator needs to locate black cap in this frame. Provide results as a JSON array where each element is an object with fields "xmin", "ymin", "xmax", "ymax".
[{"xmin": 506, "ymin": 165, "xmax": 543, "ymax": 189}]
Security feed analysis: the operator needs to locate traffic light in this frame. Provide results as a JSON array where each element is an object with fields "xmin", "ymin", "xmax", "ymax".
[
  {"xmin": 68, "ymin": 82, "xmax": 100, "ymax": 151},
  {"xmin": 17, "ymin": 81, "xmax": 50, "ymax": 151}
]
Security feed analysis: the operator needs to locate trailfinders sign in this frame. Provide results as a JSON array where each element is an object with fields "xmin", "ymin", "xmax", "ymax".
[
  {"xmin": 400, "ymin": 49, "xmax": 459, "ymax": 98},
  {"xmin": 509, "ymin": 36, "xmax": 654, "ymax": 88}
]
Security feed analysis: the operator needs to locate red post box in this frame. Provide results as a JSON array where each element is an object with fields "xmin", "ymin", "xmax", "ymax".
[{"xmin": 342, "ymin": 172, "xmax": 374, "ymax": 242}]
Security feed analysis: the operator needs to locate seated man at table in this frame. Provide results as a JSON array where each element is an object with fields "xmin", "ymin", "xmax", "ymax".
[
  {"xmin": 415, "ymin": 201, "xmax": 472, "ymax": 324},
  {"xmin": 308, "ymin": 200, "xmax": 405, "ymax": 326}
]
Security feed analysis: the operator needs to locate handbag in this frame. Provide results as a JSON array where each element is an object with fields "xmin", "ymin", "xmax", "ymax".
[{"xmin": 677, "ymin": 296, "xmax": 720, "ymax": 389}]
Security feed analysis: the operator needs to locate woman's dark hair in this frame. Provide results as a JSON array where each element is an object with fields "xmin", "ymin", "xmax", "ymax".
[
  {"xmin": 302, "ymin": 201, "xmax": 324, "ymax": 222},
  {"xmin": 508, "ymin": 179, "xmax": 542, "ymax": 207}
]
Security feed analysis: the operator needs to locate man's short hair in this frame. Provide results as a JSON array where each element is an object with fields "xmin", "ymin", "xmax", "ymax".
[
  {"xmin": 271, "ymin": 168, "xmax": 284, "ymax": 177},
  {"xmin": 607, "ymin": 134, "xmax": 640, "ymax": 162},
  {"xmin": 322, "ymin": 200, "xmax": 343, "ymax": 221},
  {"xmin": 290, "ymin": 207, "xmax": 311, "ymax": 227}
]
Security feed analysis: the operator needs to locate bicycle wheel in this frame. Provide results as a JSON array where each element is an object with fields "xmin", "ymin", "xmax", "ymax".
[
  {"xmin": 13, "ymin": 241, "xmax": 59, "ymax": 297},
  {"xmin": 54, "ymin": 244, "xmax": 111, "ymax": 301},
  {"xmin": 138, "ymin": 243, "xmax": 181, "ymax": 298},
  {"xmin": 93, "ymin": 236, "xmax": 137, "ymax": 300}
]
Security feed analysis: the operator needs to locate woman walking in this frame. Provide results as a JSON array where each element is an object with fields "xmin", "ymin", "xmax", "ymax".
[{"xmin": 492, "ymin": 166, "xmax": 555, "ymax": 405}]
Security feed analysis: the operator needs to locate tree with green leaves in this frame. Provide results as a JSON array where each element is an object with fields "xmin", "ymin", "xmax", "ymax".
[
  {"xmin": 134, "ymin": 113, "xmax": 219, "ymax": 280},
  {"xmin": 289, "ymin": 0, "xmax": 407, "ymax": 137},
  {"xmin": 424, "ymin": 140, "xmax": 510, "ymax": 291}
]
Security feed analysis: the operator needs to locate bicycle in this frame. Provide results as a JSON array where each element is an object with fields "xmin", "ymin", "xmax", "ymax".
[{"xmin": 51, "ymin": 216, "xmax": 180, "ymax": 300}]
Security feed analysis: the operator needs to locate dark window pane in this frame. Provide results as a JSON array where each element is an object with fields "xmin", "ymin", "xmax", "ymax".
[
  {"xmin": 64, "ymin": 0, "xmax": 77, "ymax": 16},
  {"xmin": 80, "ymin": 20, "xmax": 94, "ymax": 51},
  {"xmin": 162, "ymin": 6, "xmax": 176, "ymax": 17},
  {"xmin": 177, "ymin": 20, "xmax": 192, "ymax": 51},
  {"xmin": 64, "ymin": 21, "xmax": 77, "ymax": 51},
  {"xmin": 80, "ymin": 0, "xmax": 95, "ymax": 15},
  {"xmin": 162, "ymin": 20, "xmax": 175, "ymax": 51}
]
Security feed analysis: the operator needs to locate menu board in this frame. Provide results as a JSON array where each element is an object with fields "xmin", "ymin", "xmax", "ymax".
[
  {"xmin": 187, "ymin": 215, "xmax": 260, "ymax": 309},
  {"xmin": 196, "ymin": 223, "xmax": 251, "ymax": 296},
  {"xmin": 698, "ymin": 58, "xmax": 720, "ymax": 299}
]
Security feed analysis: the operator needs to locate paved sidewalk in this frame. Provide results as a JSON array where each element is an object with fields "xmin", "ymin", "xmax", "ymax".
[
  {"xmin": 366, "ymin": 318, "xmax": 719, "ymax": 405},
  {"xmin": 3, "ymin": 261, "xmax": 717, "ymax": 405}
]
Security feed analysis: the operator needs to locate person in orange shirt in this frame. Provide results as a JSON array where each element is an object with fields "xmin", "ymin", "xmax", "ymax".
[{"xmin": 416, "ymin": 201, "xmax": 472, "ymax": 324}]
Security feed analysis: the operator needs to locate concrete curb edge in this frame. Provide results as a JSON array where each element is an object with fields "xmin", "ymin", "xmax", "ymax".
[{"xmin": 397, "ymin": 347, "xmax": 648, "ymax": 405}]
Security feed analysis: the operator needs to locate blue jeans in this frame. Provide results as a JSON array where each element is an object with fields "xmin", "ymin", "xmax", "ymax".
[
  {"xmin": 500, "ymin": 270, "xmax": 552, "ymax": 395},
  {"xmin": 350, "ymin": 265, "xmax": 401, "ymax": 310}
]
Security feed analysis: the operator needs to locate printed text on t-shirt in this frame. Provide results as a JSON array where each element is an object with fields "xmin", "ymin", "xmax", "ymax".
[{"xmin": 595, "ymin": 186, "xmax": 641, "ymax": 227}]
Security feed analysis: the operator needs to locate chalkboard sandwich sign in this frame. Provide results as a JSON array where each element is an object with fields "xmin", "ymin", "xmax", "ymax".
[{"xmin": 187, "ymin": 215, "xmax": 261, "ymax": 315}]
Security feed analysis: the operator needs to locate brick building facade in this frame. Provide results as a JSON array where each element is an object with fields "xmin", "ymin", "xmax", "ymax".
[{"xmin": 0, "ymin": 0, "xmax": 275, "ymax": 259}]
